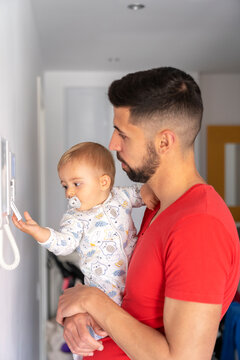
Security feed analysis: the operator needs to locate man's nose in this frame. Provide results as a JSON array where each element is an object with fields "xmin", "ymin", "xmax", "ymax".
[{"xmin": 109, "ymin": 131, "xmax": 121, "ymax": 151}]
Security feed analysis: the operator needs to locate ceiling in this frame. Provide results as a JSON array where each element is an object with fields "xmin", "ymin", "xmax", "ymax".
[{"xmin": 31, "ymin": 0, "xmax": 240, "ymax": 73}]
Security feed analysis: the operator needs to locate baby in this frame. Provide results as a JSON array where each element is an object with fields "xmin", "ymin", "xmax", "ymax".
[{"xmin": 12, "ymin": 142, "xmax": 157, "ymax": 356}]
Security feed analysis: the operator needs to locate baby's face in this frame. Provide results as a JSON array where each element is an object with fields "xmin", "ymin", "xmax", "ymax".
[{"xmin": 58, "ymin": 160, "xmax": 108, "ymax": 211}]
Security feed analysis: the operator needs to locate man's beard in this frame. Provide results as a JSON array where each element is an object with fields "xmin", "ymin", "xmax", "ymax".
[{"xmin": 117, "ymin": 142, "xmax": 160, "ymax": 183}]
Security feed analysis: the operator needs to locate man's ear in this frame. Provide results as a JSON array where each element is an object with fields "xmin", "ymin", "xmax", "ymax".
[
  {"xmin": 155, "ymin": 130, "xmax": 175, "ymax": 154},
  {"xmin": 99, "ymin": 174, "xmax": 111, "ymax": 190}
]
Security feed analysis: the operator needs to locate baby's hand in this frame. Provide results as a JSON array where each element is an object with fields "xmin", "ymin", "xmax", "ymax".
[
  {"xmin": 140, "ymin": 184, "xmax": 159, "ymax": 210},
  {"xmin": 12, "ymin": 211, "xmax": 50, "ymax": 243}
]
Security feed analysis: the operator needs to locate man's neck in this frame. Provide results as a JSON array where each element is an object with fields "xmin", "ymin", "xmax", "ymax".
[{"xmin": 148, "ymin": 156, "xmax": 205, "ymax": 216}]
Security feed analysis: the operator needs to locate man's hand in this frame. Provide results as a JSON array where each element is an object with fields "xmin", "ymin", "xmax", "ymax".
[
  {"xmin": 57, "ymin": 285, "xmax": 108, "ymax": 356},
  {"xmin": 12, "ymin": 211, "xmax": 50, "ymax": 243},
  {"xmin": 57, "ymin": 283, "xmax": 102, "ymax": 325},
  {"xmin": 140, "ymin": 184, "xmax": 159, "ymax": 210},
  {"xmin": 63, "ymin": 314, "xmax": 107, "ymax": 356}
]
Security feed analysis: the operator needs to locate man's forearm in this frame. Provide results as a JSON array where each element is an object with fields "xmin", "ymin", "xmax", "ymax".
[
  {"xmin": 85, "ymin": 289, "xmax": 171, "ymax": 360},
  {"xmin": 57, "ymin": 285, "xmax": 220, "ymax": 360}
]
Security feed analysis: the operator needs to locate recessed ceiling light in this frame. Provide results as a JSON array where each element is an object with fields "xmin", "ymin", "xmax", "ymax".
[
  {"xmin": 128, "ymin": 4, "xmax": 145, "ymax": 10},
  {"xmin": 108, "ymin": 57, "xmax": 120, "ymax": 62}
]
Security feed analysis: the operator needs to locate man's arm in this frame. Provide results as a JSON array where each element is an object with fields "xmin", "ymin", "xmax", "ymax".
[{"xmin": 57, "ymin": 284, "xmax": 222, "ymax": 360}]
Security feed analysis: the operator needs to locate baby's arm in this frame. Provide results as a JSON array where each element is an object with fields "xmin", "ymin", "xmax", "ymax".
[
  {"xmin": 44, "ymin": 213, "xmax": 83, "ymax": 256},
  {"xmin": 12, "ymin": 211, "xmax": 50, "ymax": 243},
  {"xmin": 12, "ymin": 211, "xmax": 83, "ymax": 256},
  {"xmin": 140, "ymin": 183, "xmax": 159, "ymax": 210},
  {"xmin": 118, "ymin": 184, "xmax": 159, "ymax": 210}
]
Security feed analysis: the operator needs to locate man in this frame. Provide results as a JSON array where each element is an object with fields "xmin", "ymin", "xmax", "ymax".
[{"xmin": 56, "ymin": 67, "xmax": 240, "ymax": 359}]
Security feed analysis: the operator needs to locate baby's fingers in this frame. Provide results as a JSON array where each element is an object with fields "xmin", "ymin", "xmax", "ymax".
[
  {"xmin": 12, "ymin": 215, "xmax": 24, "ymax": 229},
  {"xmin": 24, "ymin": 211, "xmax": 33, "ymax": 221},
  {"xmin": 12, "ymin": 214, "xmax": 34, "ymax": 236},
  {"xmin": 12, "ymin": 213, "xmax": 19, "ymax": 224},
  {"xmin": 23, "ymin": 211, "xmax": 38, "ymax": 225}
]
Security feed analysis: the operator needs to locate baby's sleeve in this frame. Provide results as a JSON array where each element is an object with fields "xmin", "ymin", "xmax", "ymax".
[
  {"xmin": 118, "ymin": 184, "xmax": 145, "ymax": 208},
  {"xmin": 40, "ymin": 211, "xmax": 84, "ymax": 256}
]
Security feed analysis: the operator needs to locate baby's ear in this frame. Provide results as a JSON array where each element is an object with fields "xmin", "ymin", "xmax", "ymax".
[{"xmin": 99, "ymin": 174, "xmax": 111, "ymax": 190}]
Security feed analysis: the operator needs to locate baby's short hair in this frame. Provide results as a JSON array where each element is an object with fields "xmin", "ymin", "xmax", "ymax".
[{"xmin": 58, "ymin": 142, "xmax": 116, "ymax": 188}]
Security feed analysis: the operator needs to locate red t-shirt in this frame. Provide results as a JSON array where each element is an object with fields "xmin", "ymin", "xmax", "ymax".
[{"xmin": 86, "ymin": 184, "xmax": 240, "ymax": 359}]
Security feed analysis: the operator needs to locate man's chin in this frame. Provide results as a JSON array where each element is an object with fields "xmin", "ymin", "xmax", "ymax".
[
  {"xmin": 122, "ymin": 164, "xmax": 136, "ymax": 180},
  {"xmin": 126, "ymin": 168, "xmax": 150, "ymax": 183},
  {"xmin": 119, "ymin": 161, "xmax": 147, "ymax": 183},
  {"xmin": 121, "ymin": 162, "xmax": 128, "ymax": 171}
]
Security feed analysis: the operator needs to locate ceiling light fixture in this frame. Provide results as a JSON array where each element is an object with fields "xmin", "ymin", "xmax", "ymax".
[
  {"xmin": 128, "ymin": 4, "xmax": 145, "ymax": 10},
  {"xmin": 108, "ymin": 57, "xmax": 120, "ymax": 62}
]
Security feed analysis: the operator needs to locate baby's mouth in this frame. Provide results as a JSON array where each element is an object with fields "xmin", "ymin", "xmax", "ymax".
[{"xmin": 68, "ymin": 196, "xmax": 81, "ymax": 209}]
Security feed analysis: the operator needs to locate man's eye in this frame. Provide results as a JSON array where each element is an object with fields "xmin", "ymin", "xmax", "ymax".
[{"xmin": 119, "ymin": 133, "xmax": 127, "ymax": 140}]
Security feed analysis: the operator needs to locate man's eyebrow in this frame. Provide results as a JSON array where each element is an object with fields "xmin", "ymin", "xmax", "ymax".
[{"xmin": 114, "ymin": 125, "xmax": 126, "ymax": 134}]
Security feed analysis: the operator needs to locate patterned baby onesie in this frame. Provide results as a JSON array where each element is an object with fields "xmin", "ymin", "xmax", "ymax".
[{"xmin": 41, "ymin": 185, "xmax": 144, "ymax": 306}]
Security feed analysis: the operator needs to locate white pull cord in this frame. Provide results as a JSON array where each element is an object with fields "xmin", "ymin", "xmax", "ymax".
[{"xmin": 0, "ymin": 217, "xmax": 20, "ymax": 270}]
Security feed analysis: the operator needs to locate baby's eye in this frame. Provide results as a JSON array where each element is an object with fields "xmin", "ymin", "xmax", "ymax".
[
  {"xmin": 62, "ymin": 185, "xmax": 67, "ymax": 190},
  {"xmin": 74, "ymin": 182, "xmax": 81, "ymax": 187}
]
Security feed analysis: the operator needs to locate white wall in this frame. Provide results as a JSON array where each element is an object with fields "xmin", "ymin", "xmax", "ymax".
[
  {"xmin": 0, "ymin": 1, "xmax": 42, "ymax": 359},
  {"xmin": 199, "ymin": 73, "xmax": 240, "ymax": 180}
]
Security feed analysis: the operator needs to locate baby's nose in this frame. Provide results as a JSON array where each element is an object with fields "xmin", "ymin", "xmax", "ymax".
[{"xmin": 66, "ymin": 188, "xmax": 75, "ymax": 198}]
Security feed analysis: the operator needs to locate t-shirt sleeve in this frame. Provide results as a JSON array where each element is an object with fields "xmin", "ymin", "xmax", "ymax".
[{"xmin": 164, "ymin": 214, "xmax": 234, "ymax": 304}]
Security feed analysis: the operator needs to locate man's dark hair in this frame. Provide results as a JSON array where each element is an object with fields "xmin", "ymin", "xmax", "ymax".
[{"xmin": 108, "ymin": 67, "xmax": 203, "ymax": 147}]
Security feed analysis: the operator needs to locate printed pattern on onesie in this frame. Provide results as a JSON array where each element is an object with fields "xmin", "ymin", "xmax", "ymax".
[{"xmin": 41, "ymin": 185, "xmax": 144, "ymax": 305}]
